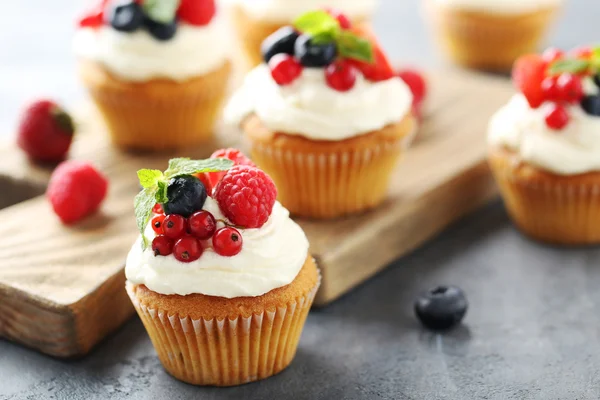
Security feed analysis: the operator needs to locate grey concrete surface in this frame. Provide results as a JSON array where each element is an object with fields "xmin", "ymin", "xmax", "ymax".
[{"xmin": 2, "ymin": 1, "xmax": 600, "ymax": 399}]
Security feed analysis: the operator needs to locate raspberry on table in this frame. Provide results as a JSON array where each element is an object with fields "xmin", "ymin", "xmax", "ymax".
[{"xmin": 214, "ymin": 166, "xmax": 277, "ymax": 229}]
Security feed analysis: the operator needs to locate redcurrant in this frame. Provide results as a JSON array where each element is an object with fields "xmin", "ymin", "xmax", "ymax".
[
  {"xmin": 545, "ymin": 104, "xmax": 570, "ymax": 130},
  {"xmin": 152, "ymin": 235, "xmax": 174, "ymax": 257},
  {"xmin": 541, "ymin": 76, "xmax": 560, "ymax": 102},
  {"xmin": 163, "ymin": 214, "xmax": 187, "ymax": 239},
  {"xmin": 556, "ymin": 73, "xmax": 584, "ymax": 104},
  {"xmin": 188, "ymin": 211, "xmax": 217, "ymax": 240},
  {"xmin": 325, "ymin": 60, "xmax": 357, "ymax": 92},
  {"xmin": 269, "ymin": 54, "xmax": 303, "ymax": 86},
  {"xmin": 152, "ymin": 203, "xmax": 164, "ymax": 214},
  {"xmin": 213, "ymin": 227, "xmax": 243, "ymax": 257},
  {"xmin": 151, "ymin": 214, "xmax": 166, "ymax": 234},
  {"xmin": 173, "ymin": 236, "xmax": 203, "ymax": 262}
]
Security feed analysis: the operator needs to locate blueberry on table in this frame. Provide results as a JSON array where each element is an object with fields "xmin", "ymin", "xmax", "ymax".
[
  {"xmin": 414, "ymin": 286, "xmax": 468, "ymax": 331},
  {"xmin": 107, "ymin": 1, "xmax": 144, "ymax": 32},
  {"xmin": 144, "ymin": 18, "xmax": 178, "ymax": 41},
  {"xmin": 581, "ymin": 95, "xmax": 600, "ymax": 116},
  {"xmin": 294, "ymin": 34, "xmax": 337, "ymax": 67},
  {"xmin": 163, "ymin": 175, "xmax": 207, "ymax": 217},
  {"xmin": 261, "ymin": 26, "xmax": 300, "ymax": 63}
]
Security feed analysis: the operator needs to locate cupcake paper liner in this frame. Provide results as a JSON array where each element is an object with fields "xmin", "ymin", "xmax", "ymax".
[
  {"xmin": 79, "ymin": 60, "xmax": 232, "ymax": 151},
  {"xmin": 126, "ymin": 271, "xmax": 320, "ymax": 386}
]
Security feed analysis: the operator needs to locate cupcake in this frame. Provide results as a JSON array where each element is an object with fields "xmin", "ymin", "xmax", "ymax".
[
  {"xmin": 125, "ymin": 150, "xmax": 319, "ymax": 386},
  {"xmin": 225, "ymin": 0, "xmax": 377, "ymax": 66},
  {"xmin": 225, "ymin": 10, "xmax": 416, "ymax": 219},
  {"xmin": 424, "ymin": 0, "xmax": 562, "ymax": 71},
  {"xmin": 74, "ymin": 0, "xmax": 231, "ymax": 151},
  {"xmin": 488, "ymin": 47, "xmax": 600, "ymax": 244}
]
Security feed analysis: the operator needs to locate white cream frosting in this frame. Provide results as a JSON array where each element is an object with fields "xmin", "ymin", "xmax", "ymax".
[
  {"xmin": 488, "ymin": 91, "xmax": 600, "ymax": 175},
  {"xmin": 430, "ymin": 0, "xmax": 561, "ymax": 14},
  {"xmin": 225, "ymin": 0, "xmax": 377, "ymax": 22},
  {"xmin": 125, "ymin": 197, "xmax": 309, "ymax": 298},
  {"xmin": 224, "ymin": 65, "xmax": 413, "ymax": 140},
  {"xmin": 73, "ymin": 20, "xmax": 229, "ymax": 82}
]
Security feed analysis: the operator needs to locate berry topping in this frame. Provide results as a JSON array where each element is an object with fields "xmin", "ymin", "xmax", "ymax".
[
  {"xmin": 512, "ymin": 54, "xmax": 546, "ymax": 108},
  {"xmin": 323, "ymin": 8, "xmax": 352, "ymax": 29},
  {"xmin": 163, "ymin": 175, "xmax": 207, "ymax": 218},
  {"xmin": 571, "ymin": 46, "xmax": 593, "ymax": 59},
  {"xmin": 144, "ymin": 18, "xmax": 178, "ymax": 41},
  {"xmin": 188, "ymin": 211, "xmax": 217, "ymax": 240},
  {"xmin": 206, "ymin": 148, "xmax": 257, "ymax": 189},
  {"xmin": 177, "ymin": 0, "xmax": 215, "ymax": 26},
  {"xmin": 213, "ymin": 227, "xmax": 243, "ymax": 257},
  {"xmin": 152, "ymin": 235, "xmax": 174, "ymax": 256},
  {"xmin": 47, "ymin": 161, "xmax": 108, "ymax": 224},
  {"xmin": 268, "ymin": 54, "xmax": 304, "ymax": 86},
  {"xmin": 17, "ymin": 99, "xmax": 75, "ymax": 163},
  {"xmin": 78, "ymin": 0, "xmax": 106, "ymax": 29},
  {"xmin": 414, "ymin": 286, "xmax": 468, "ymax": 330},
  {"xmin": 151, "ymin": 214, "xmax": 166, "ymax": 234},
  {"xmin": 545, "ymin": 104, "xmax": 570, "ymax": 130},
  {"xmin": 294, "ymin": 35, "xmax": 337, "ymax": 67},
  {"xmin": 152, "ymin": 203, "xmax": 164, "ymax": 214},
  {"xmin": 540, "ymin": 75, "xmax": 560, "ymax": 102},
  {"xmin": 542, "ymin": 47, "xmax": 564, "ymax": 64},
  {"xmin": 173, "ymin": 236, "xmax": 203, "ymax": 263},
  {"xmin": 215, "ymin": 166, "xmax": 277, "ymax": 229},
  {"xmin": 261, "ymin": 26, "xmax": 300, "ymax": 64},
  {"xmin": 325, "ymin": 60, "xmax": 357, "ymax": 92},
  {"xmin": 556, "ymin": 73, "xmax": 584, "ymax": 104},
  {"xmin": 581, "ymin": 95, "xmax": 600, "ymax": 116},
  {"xmin": 194, "ymin": 173, "xmax": 214, "ymax": 197},
  {"xmin": 162, "ymin": 214, "xmax": 188, "ymax": 239},
  {"xmin": 397, "ymin": 69, "xmax": 427, "ymax": 105},
  {"xmin": 107, "ymin": 1, "xmax": 144, "ymax": 33}
]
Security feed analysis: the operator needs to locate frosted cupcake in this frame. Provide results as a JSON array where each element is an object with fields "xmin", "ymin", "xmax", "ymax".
[
  {"xmin": 74, "ymin": 0, "xmax": 231, "ymax": 151},
  {"xmin": 225, "ymin": 0, "xmax": 377, "ymax": 66},
  {"xmin": 225, "ymin": 10, "xmax": 416, "ymax": 219},
  {"xmin": 126, "ymin": 151, "xmax": 319, "ymax": 386},
  {"xmin": 488, "ymin": 48, "xmax": 600, "ymax": 244},
  {"xmin": 424, "ymin": 0, "xmax": 562, "ymax": 71}
]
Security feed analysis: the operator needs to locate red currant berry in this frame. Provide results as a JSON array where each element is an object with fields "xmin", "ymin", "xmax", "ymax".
[
  {"xmin": 269, "ymin": 54, "xmax": 303, "ymax": 86},
  {"xmin": 152, "ymin": 235, "xmax": 174, "ymax": 257},
  {"xmin": 324, "ymin": 8, "xmax": 352, "ymax": 29},
  {"xmin": 152, "ymin": 203, "xmax": 164, "ymax": 214},
  {"xmin": 151, "ymin": 214, "xmax": 166, "ymax": 234},
  {"xmin": 541, "ymin": 76, "xmax": 560, "ymax": 102},
  {"xmin": 545, "ymin": 104, "xmax": 570, "ymax": 130},
  {"xmin": 541, "ymin": 47, "xmax": 564, "ymax": 64},
  {"xmin": 163, "ymin": 214, "xmax": 187, "ymax": 239},
  {"xmin": 213, "ymin": 227, "xmax": 243, "ymax": 257},
  {"xmin": 325, "ymin": 60, "xmax": 357, "ymax": 92},
  {"xmin": 188, "ymin": 211, "xmax": 217, "ymax": 240},
  {"xmin": 173, "ymin": 236, "xmax": 203, "ymax": 262},
  {"xmin": 556, "ymin": 73, "xmax": 584, "ymax": 104}
]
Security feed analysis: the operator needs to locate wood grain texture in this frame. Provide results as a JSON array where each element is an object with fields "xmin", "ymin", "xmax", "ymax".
[{"xmin": 0, "ymin": 69, "xmax": 513, "ymax": 357}]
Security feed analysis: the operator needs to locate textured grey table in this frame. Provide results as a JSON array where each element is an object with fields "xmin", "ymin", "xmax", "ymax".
[{"xmin": 2, "ymin": 1, "xmax": 600, "ymax": 400}]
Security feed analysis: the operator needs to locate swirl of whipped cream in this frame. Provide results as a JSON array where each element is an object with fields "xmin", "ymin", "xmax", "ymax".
[
  {"xmin": 125, "ymin": 197, "xmax": 309, "ymax": 298},
  {"xmin": 224, "ymin": 65, "xmax": 413, "ymax": 141},
  {"xmin": 488, "ymin": 92, "xmax": 600, "ymax": 175},
  {"xmin": 73, "ymin": 20, "xmax": 229, "ymax": 82},
  {"xmin": 429, "ymin": 0, "xmax": 562, "ymax": 14},
  {"xmin": 225, "ymin": 0, "xmax": 378, "ymax": 22}
]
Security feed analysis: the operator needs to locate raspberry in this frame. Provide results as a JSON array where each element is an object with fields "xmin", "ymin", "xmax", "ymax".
[
  {"xmin": 397, "ymin": 69, "xmax": 427, "ymax": 105},
  {"xmin": 206, "ymin": 148, "xmax": 256, "ymax": 189},
  {"xmin": 47, "ymin": 161, "xmax": 108, "ymax": 224},
  {"xmin": 214, "ymin": 166, "xmax": 277, "ymax": 229},
  {"xmin": 512, "ymin": 54, "xmax": 547, "ymax": 108},
  {"xmin": 347, "ymin": 26, "xmax": 395, "ymax": 82},
  {"xmin": 324, "ymin": 8, "xmax": 352, "ymax": 29}
]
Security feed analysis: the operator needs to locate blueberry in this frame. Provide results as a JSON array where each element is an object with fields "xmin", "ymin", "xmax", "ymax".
[
  {"xmin": 163, "ymin": 175, "xmax": 207, "ymax": 217},
  {"xmin": 581, "ymin": 95, "xmax": 600, "ymax": 116},
  {"xmin": 261, "ymin": 26, "xmax": 299, "ymax": 63},
  {"xmin": 414, "ymin": 286, "xmax": 468, "ymax": 330},
  {"xmin": 107, "ymin": 1, "xmax": 144, "ymax": 33},
  {"xmin": 144, "ymin": 17, "xmax": 178, "ymax": 41},
  {"xmin": 294, "ymin": 34, "xmax": 337, "ymax": 67}
]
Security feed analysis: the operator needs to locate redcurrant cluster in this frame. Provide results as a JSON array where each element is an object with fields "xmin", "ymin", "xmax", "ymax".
[{"xmin": 150, "ymin": 205, "xmax": 243, "ymax": 262}]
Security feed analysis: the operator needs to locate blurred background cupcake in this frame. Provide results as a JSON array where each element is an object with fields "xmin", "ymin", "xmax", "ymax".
[
  {"xmin": 424, "ymin": 0, "xmax": 563, "ymax": 71},
  {"xmin": 74, "ymin": 0, "xmax": 231, "ymax": 151},
  {"xmin": 223, "ymin": 0, "xmax": 378, "ymax": 66}
]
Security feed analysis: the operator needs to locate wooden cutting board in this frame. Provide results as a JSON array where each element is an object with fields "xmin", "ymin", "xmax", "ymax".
[{"xmin": 0, "ymin": 68, "xmax": 513, "ymax": 358}]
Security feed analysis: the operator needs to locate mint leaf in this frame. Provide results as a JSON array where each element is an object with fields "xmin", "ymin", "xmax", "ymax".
[
  {"xmin": 548, "ymin": 59, "xmax": 591, "ymax": 75},
  {"xmin": 337, "ymin": 31, "xmax": 374, "ymax": 63},
  {"xmin": 142, "ymin": 0, "xmax": 181, "ymax": 24},
  {"xmin": 134, "ymin": 187, "xmax": 157, "ymax": 249},
  {"xmin": 156, "ymin": 181, "xmax": 168, "ymax": 204},
  {"xmin": 164, "ymin": 157, "xmax": 234, "ymax": 179},
  {"xmin": 137, "ymin": 169, "xmax": 163, "ymax": 189},
  {"xmin": 294, "ymin": 10, "xmax": 340, "ymax": 39}
]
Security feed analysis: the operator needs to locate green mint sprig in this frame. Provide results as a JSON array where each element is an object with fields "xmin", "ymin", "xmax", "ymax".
[
  {"xmin": 143, "ymin": 0, "xmax": 181, "ymax": 24},
  {"xmin": 134, "ymin": 157, "xmax": 233, "ymax": 249},
  {"xmin": 293, "ymin": 10, "xmax": 374, "ymax": 63}
]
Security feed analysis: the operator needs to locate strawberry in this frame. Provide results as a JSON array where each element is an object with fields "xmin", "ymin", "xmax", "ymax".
[
  {"xmin": 177, "ymin": 0, "xmax": 216, "ymax": 26},
  {"xmin": 347, "ymin": 26, "xmax": 395, "ymax": 82},
  {"xmin": 512, "ymin": 54, "xmax": 547, "ymax": 109},
  {"xmin": 17, "ymin": 100, "xmax": 75, "ymax": 163}
]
